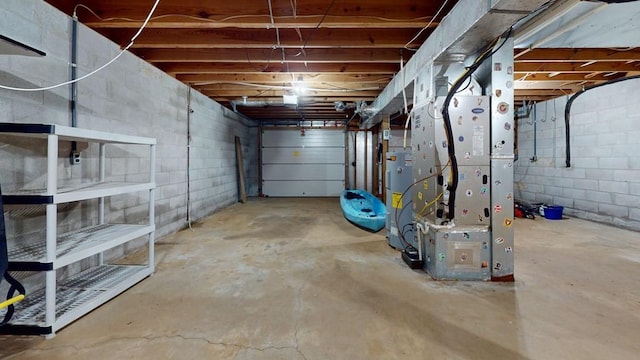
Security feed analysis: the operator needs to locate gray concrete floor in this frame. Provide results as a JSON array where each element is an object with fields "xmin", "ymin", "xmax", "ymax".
[{"xmin": 1, "ymin": 197, "xmax": 639, "ymax": 359}]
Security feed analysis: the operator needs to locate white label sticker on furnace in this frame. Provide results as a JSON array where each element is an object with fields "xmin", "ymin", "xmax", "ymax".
[
  {"xmin": 473, "ymin": 125, "xmax": 484, "ymax": 156},
  {"xmin": 391, "ymin": 227, "xmax": 398, "ymax": 236}
]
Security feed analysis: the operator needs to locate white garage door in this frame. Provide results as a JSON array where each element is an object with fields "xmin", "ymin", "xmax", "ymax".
[{"xmin": 262, "ymin": 128, "xmax": 345, "ymax": 197}]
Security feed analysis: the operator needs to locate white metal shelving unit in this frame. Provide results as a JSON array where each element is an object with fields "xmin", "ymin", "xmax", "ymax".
[{"xmin": 0, "ymin": 123, "xmax": 156, "ymax": 336}]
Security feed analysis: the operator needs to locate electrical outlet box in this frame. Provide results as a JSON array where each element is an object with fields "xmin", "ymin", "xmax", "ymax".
[
  {"xmin": 70, "ymin": 151, "xmax": 81, "ymax": 165},
  {"xmin": 383, "ymin": 129, "xmax": 390, "ymax": 140}
]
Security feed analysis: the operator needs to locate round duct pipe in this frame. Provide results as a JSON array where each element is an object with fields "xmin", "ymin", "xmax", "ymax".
[{"xmin": 230, "ymin": 98, "xmax": 287, "ymax": 112}]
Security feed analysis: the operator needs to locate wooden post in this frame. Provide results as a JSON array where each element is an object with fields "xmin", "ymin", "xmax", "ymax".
[
  {"xmin": 372, "ymin": 126, "xmax": 380, "ymax": 197},
  {"xmin": 364, "ymin": 130, "xmax": 368, "ymax": 192},
  {"xmin": 235, "ymin": 136, "xmax": 247, "ymax": 203},
  {"xmin": 381, "ymin": 114, "xmax": 390, "ymax": 201}
]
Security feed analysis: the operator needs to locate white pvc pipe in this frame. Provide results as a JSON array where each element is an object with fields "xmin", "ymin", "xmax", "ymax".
[{"xmin": 415, "ymin": 221, "xmax": 426, "ymax": 261}]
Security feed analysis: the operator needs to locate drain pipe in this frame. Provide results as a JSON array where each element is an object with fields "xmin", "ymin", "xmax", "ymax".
[
  {"xmin": 415, "ymin": 221, "xmax": 425, "ymax": 261},
  {"xmin": 531, "ymin": 103, "xmax": 537, "ymax": 163},
  {"xmin": 564, "ymin": 74, "xmax": 640, "ymax": 167}
]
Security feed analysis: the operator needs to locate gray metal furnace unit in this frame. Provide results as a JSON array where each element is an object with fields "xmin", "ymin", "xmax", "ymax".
[
  {"xmin": 412, "ymin": 90, "xmax": 515, "ymax": 280},
  {"xmin": 405, "ymin": 36, "xmax": 515, "ymax": 281},
  {"xmin": 423, "ymin": 95, "xmax": 492, "ymax": 280},
  {"xmin": 385, "ymin": 151, "xmax": 415, "ymax": 250}
]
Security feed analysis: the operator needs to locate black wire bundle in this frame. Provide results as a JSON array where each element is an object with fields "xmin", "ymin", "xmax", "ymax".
[
  {"xmin": 564, "ymin": 74, "xmax": 640, "ymax": 168},
  {"xmin": 441, "ymin": 28, "xmax": 512, "ymax": 220}
]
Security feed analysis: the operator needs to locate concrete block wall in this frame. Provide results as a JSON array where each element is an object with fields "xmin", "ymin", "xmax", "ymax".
[
  {"xmin": 515, "ymin": 78, "xmax": 640, "ymax": 231},
  {"xmin": 0, "ymin": 0, "xmax": 258, "ymax": 248}
]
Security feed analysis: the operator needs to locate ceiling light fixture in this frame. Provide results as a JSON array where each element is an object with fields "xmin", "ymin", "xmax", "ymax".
[
  {"xmin": 283, "ymin": 94, "xmax": 298, "ymax": 105},
  {"xmin": 293, "ymin": 76, "xmax": 306, "ymax": 95}
]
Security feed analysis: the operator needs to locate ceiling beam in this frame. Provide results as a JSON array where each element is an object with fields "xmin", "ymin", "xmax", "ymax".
[
  {"xmin": 515, "ymin": 62, "xmax": 640, "ymax": 73},
  {"xmin": 195, "ymin": 83, "xmax": 385, "ymax": 92},
  {"xmin": 514, "ymin": 95, "xmax": 559, "ymax": 102},
  {"xmin": 513, "ymin": 82, "xmax": 586, "ymax": 91},
  {"xmin": 177, "ymin": 73, "xmax": 393, "ymax": 84},
  {"xmin": 513, "ymin": 72, "xmax": 639, "ymax": 81},
  {"xmin": 83, "ymin": 16, "xmax": 436, "ymax": 30},
  {"xmin": 515, "ymin": 48, "xmax": 640, "ymax": 62},
  {"xmin": 213, "ymin": 96, "xmax": 373, "ymax": 103},
  {"xmin": 200, "ymin": 89, "xmax": 380, "ymax": 97},
  {"xmin": 137, "ymin": 48, "xmax": 406, "ymax": 63},
  {"xmin": 60, "ymin": 0, "xmax": 449, "ymax": 22},
  {"xmin": 514, "ymin": 89, "xmax": 578, "ymax": 97},
  {"xmin": 158, "ymin": 62, "xmax": 400, "ymax": 75},
  {"xmin": 101, "ymin": 28, "xmax": 426, "ymax": 49}
]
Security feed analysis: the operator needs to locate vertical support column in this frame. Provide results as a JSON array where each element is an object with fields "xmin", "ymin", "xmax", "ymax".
[
  {"xmin": 45, "ymin": 134, "xmax": 58, "ymax": 334},
  {"xmin": 381, "ymin": 115, "xmax": 390, "ymax": 201},
  {"xmin": 490, "ymin": 36, "xmax": 515, "ymax": 281},
  {"xmin": 98, "ymin": 143, "xmax": 105, "ymax": 265},
  {"xmin": 364, "ymin": 130, "xmax": 369, "ymax": 192},
  {"xmin": 353, "ymin": 131, "xmax": 357, "ymax": 188},
  {"xmin": 148, "ymin": 144, "xmax": 156, "ymax": 272},
  {"xmin": 372, "ymin": 127, "xmax": 380, "ymax": 196},
  {"xmin": 344, "ymin": 128, "xmax": 350, "ymax": 189}
]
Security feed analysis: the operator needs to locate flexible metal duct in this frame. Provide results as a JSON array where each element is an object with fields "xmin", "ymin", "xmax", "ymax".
[{"xmin": 230, "ymin": 98, "xmax": 289, "ymax": 112}]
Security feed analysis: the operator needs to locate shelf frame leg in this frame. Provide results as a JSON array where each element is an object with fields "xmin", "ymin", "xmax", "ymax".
[
  {"xmin": 45, "ymin": 134, "xmax": 58, "ymax": 335},
  {"xmin": 148, "ymin": 144, "xmax": 156, "ymax": 271},
  {"xmin": 98, "ymin": 143, "xmax": 106, "ymax": 265}
]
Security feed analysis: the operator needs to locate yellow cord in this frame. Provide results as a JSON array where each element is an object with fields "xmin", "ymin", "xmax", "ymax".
[
  {"xmin": 0, "ymin": 294, "xmax": 25, "ymax": 310},
  {"xmin": 417, "ymin": 192, "xmax": 444, "ymax": 217}
]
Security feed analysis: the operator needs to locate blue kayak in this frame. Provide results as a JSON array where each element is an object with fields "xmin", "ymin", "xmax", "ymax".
[{"xmin": 340, "ymin": 189, "xmax": 387, "ymax": 232}]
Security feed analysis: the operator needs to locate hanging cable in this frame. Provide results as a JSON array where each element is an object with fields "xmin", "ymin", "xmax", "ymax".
[
  {"xmin": 293, "ymin": 0, "xmax": 336, "ymax": 56},
  {"xmin": 0, "ymin": 0, "xmax": 161, "ymax": 92},
  {"xmin": 404, "ymin": 0, "xmax": 449, "ymax": 50},
  {"xmin": 441, "ymin": 28, "xmax": 512, "ymax": 221},
  {"xmin": 193, "ymin": 81, "xmax": 381, "ymax": 92},
  {"xmin": 267, "ymin": 0, "xmax": 287, "ymax": 67},
  {"xmin": 72, "ymin": 4, "xmax": 430, "ymax": 25},
  {"xmin": 393, "ymin": 161, "xmax": 450, "ymax": 249}
]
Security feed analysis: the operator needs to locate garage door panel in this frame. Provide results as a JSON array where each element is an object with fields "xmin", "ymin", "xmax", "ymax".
[
  {"xmin": 262, "ymin": 129, "xmax": 345, "ymax": 197},
  {"xmin": 262, "ymin": 147, "xmax": 344, "ymax": 164},
  {"xmin": 263, "ymin": 164, "xmax": 344, "ymax": 181},
  {"xmin": 262, "ymin": 129, "xmax": 344, "ymax": 147},
  {"xmin": 263, "ymin": 180, "xmax": 344, "ymax": 197}
]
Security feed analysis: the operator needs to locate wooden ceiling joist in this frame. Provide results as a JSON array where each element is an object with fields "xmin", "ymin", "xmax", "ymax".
[
  {"xmin": 515, "ymin": 62, "xmax": 640, "ymax": 73},
  {"xmin": 514, "ymin": 72, "xmax": 637, "ymax": 81},
  {"xmin": 103, "ymin": 28, "xmax": 427, "ymax": 49},
  {"xmin": 214, "ymin": 96, "xmax": 373, "ymax": 103},
  {"xmin": 515, "ymin": 48, "xmax": 640, "ymax": 62},
  {"xmin": 195, "ymin": 83, "xmax": 384, "ymax": 92},
  {"xmin": 200, "ymin": 89, "xmax": 380, "ymax": 97},
  {"xmin": 84, "ymin": 16, "xmax": 435, "ymax": 30},
  {"xmin": 176, "ymin": 73, "xmax": 393, "ymax": 84},
  {"xmin": 138, "ymin": 48, "xmax": 406, "ymax": 63},
  {"xmin": 43, "ymin": 0, "xmax": 640, "ymax": 121},
  {"xmin": 158, "ymin": 62, "xmax": 401, "ymax": 75}
]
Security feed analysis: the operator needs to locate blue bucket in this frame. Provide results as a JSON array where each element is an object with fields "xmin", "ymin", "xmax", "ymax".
[{"xmin": 544, "ymin": 205, "xmax": 564, "ymax": 220}]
